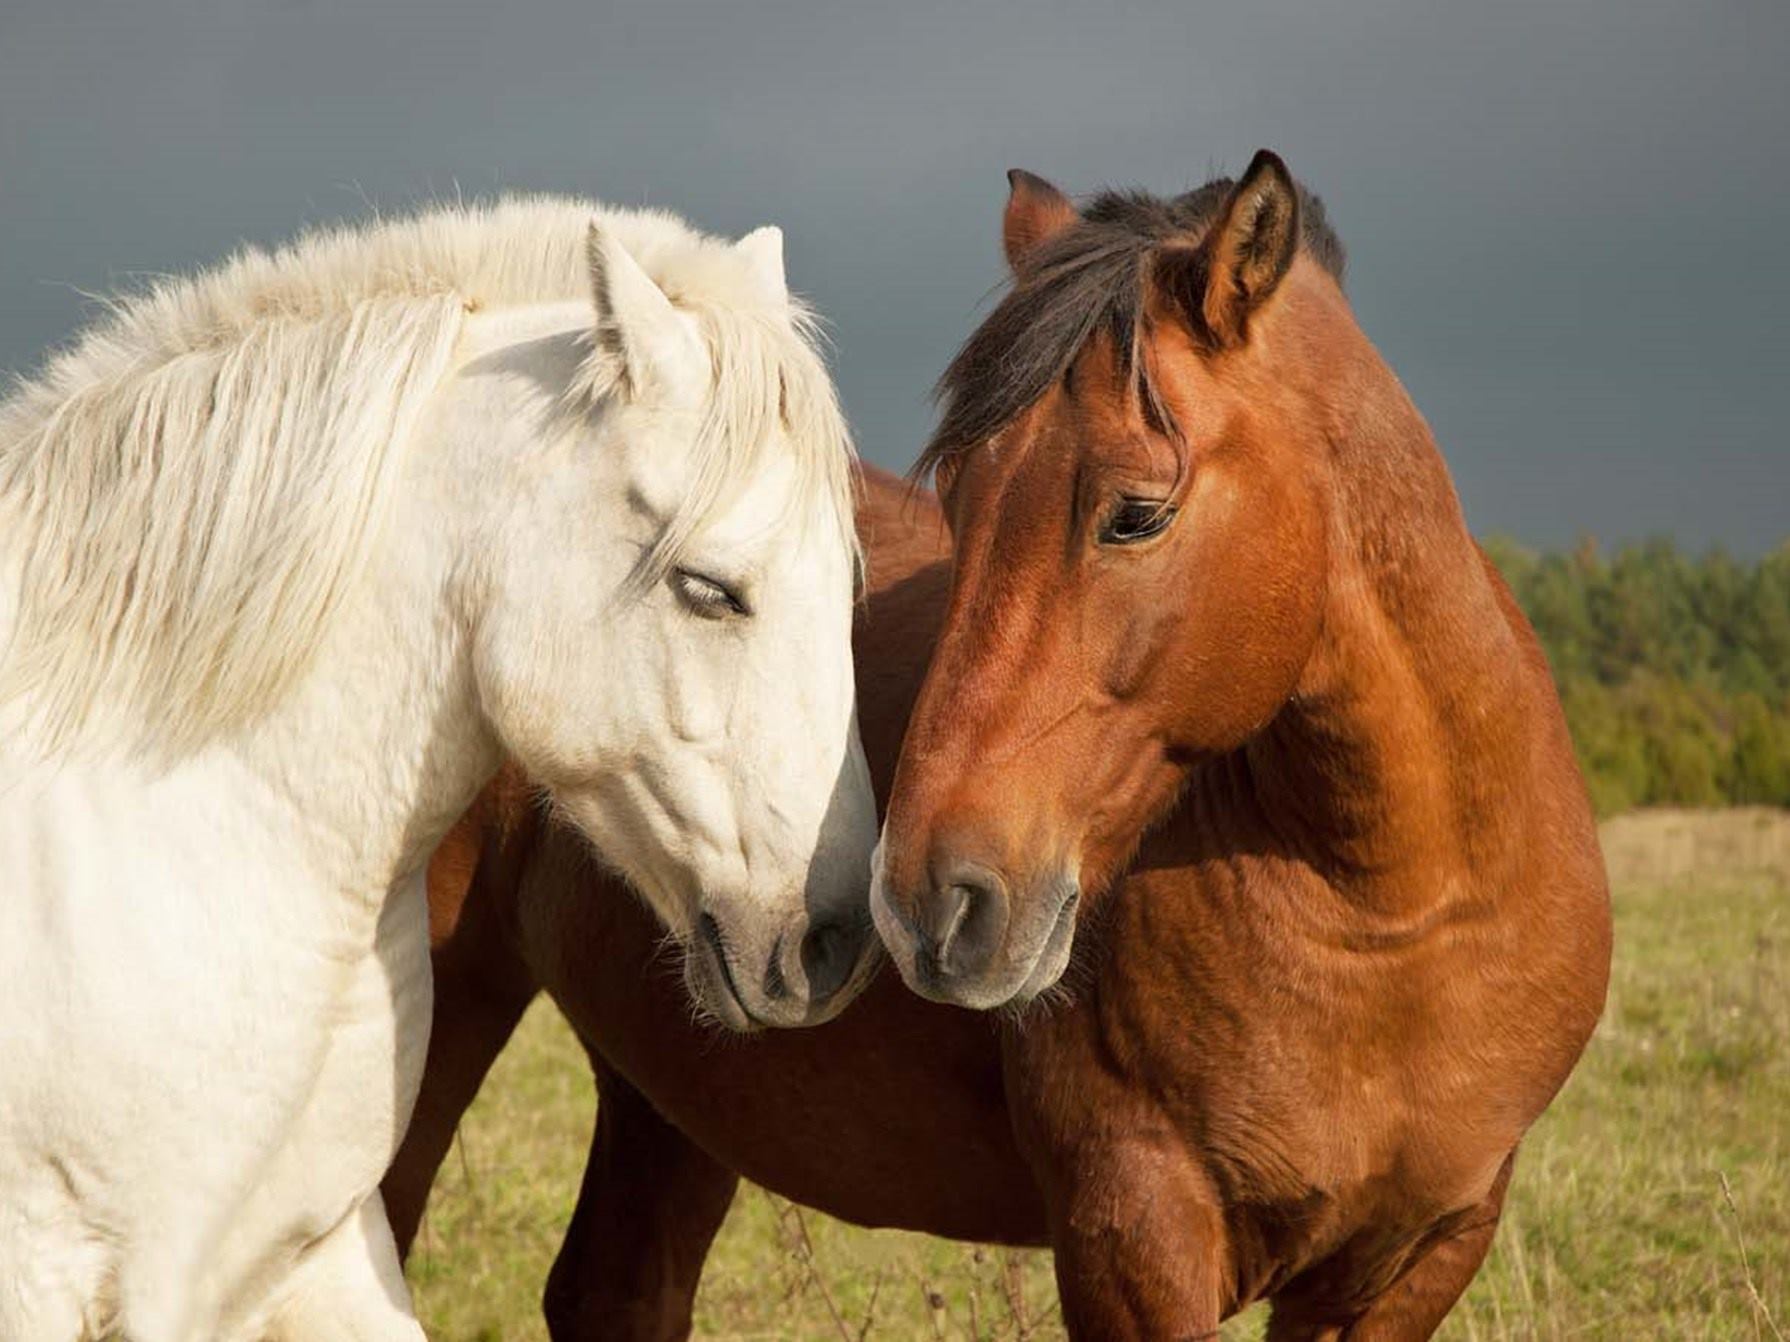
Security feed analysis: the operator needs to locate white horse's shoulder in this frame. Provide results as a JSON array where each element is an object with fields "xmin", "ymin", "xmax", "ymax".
[{"xmin": 0, "ymin": 760, "xmax": 431, "ymax": 1342}]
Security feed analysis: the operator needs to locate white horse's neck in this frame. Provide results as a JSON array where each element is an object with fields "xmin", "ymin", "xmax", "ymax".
[
  {"xmin": 0, "ymin": 301, "xmax": 587, "ymax": 906},
  {"xmin": 219, "ymin": 530, "xmax": 492, "ymax": 906},
  {"xmin": 216, "ymin": 307, "xmax": 590, "ymax": 901},
  {"xmin": 4, "ymin": 309, "xmax": 575, "ymax": 921}
]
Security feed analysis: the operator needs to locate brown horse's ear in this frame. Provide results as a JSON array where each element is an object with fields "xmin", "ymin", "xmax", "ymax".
[
  {"xmin": 1003, "ymin": 170, "xmax": 1078, "ymax": 270},
  {"xmin": 1164, "ymin": 149, "xmax": 1301, "ymax": 348}
]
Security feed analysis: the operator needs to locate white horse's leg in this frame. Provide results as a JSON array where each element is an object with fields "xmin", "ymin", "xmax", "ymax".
[{"xmin": 266, "ymin": 1194, "xmax": 425, "ymax": 1342}]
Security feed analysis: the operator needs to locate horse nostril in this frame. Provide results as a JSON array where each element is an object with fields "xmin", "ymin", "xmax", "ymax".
[
  {"xmin": 917, "ymin": 884, "xmax": 971, "ymax": 967},
  {"xmin": 915, "ymin": 864, "xmax": 1009, "ymax": 979},
  {"xmin": 798, "ymin": 918, "xmax": 863, "ymax": 1004}
]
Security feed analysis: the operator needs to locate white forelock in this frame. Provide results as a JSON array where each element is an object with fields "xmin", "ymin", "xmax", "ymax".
[{"xmin": 0, "ymin": 195, "xmax": 855, "ymax": 760}]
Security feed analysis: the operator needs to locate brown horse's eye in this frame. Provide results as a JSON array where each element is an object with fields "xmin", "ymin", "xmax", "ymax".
[{"xmin": 1099, "ymin": 498, "xmax": 1177, "ymax": 546}]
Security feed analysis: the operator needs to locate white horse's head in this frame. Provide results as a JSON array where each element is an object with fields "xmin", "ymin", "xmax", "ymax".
[
  {"xmin": 0, "ymin": 200, "xmax": 879, "ymax": 1029},
  {"xmin": 456, "ymin": 220, "xmax": 877, "ymax": 1029}
]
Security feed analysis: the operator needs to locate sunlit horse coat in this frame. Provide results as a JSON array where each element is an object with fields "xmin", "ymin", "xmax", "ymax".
[{"xmin": 0, "ymin": 198, "xmax": 874, "ymax": 1342}]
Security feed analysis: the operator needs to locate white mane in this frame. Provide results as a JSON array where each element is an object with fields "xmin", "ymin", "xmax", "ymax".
[{"xmin": 0, "ymin": 197, "xmax": 856, "ymax": 760}]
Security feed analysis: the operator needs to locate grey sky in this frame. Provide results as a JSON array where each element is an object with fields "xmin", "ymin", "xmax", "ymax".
[{"xmin": 2, "ymin": 0, "xmax": 1784, "ymax": 553}]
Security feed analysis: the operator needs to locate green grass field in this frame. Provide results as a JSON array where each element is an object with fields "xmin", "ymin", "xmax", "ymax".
[{"xmin": 406, "ymin": 810, "xmax": 1789, "ymax": 1341}]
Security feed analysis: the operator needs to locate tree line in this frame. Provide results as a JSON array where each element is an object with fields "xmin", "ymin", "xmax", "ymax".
[{"xmin": 1484, "ymin": 536, "xmax": 1790, "ymax": 814}]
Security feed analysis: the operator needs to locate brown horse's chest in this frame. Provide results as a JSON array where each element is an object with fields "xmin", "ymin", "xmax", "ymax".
[{"xmin": 1003, "ymin": 852, "xmax": 1536, "ymax": 1311}]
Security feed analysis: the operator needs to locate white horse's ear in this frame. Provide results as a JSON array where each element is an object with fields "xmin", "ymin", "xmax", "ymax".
[
  {"xmin": 587, "ymin": 221, "xmax": 704, "ymax": 404},
  {"xmin": 735, "ymin": 225, "xmax": 788, "ymax": 307}
]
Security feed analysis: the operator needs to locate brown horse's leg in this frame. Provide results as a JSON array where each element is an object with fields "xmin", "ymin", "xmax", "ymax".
[
  {"xmin": 381, "ymin": 882, "xmax": 539, "ymax": 1259},
  {"xmin": 1265, "ymin": 1153, "xmax": 1516, "ymax": 1342},
  {"xmin": 1337, "ymin": 1153, "xmax": 1515, "ymax": 1342},
  {"xmin": 1041, "ymin": 1146, "xmax": 1228, "ymax": 1342},
  {"xmin": 542, "ymin": 1060, "xmax": 740, "ymax": 1342}
]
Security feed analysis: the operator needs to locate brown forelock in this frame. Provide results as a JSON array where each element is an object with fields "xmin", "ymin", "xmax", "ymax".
[{"xmin": 918, "ymin": 176, "xmax": 1343, "ymax": 487}]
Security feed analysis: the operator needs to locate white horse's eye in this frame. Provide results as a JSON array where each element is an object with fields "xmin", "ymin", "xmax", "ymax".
[{"xmin": 672, "ymin": 567, "xmax": 751, "ymax": 619}]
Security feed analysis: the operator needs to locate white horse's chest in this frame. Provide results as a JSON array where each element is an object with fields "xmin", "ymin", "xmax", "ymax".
[{"xmin": 0, "ymin": 763, "xmax": 432, "ymax": 1340}]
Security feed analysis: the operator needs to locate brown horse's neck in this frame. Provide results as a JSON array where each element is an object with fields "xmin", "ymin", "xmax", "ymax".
[{"xmin": 1242, "ymin": 354, "xmax": 1534, "ymax": 913}]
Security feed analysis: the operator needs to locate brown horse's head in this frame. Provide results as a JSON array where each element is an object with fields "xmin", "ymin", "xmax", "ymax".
[{"xmin": 873, "ymin": 152, "xmax": 1356, "ymax": 1008}]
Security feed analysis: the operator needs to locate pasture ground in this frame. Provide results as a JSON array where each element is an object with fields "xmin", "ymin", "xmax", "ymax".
[{"xmin": 406, "ymin": 809, "xmax": 1789, "ymax": 1340}]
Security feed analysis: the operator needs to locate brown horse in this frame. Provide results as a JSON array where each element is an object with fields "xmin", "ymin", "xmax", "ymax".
[{"xmin": 386, "ymin": 154, "xmax": 1611, "ymax": 1339}]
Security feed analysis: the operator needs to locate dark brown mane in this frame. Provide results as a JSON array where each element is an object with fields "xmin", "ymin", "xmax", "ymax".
[{"xmin": 918, "ymin": 176, "xmax": 1344, "ymax": 481}]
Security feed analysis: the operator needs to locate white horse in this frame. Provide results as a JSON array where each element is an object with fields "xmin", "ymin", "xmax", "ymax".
[{"xmin": 0, "ymin": 198, "xmax": 877, "ymax": 1342}]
